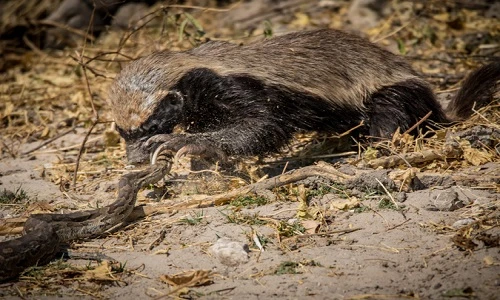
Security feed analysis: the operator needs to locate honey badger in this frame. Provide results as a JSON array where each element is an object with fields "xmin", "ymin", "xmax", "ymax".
[{"xmin": 108, "ymin": 29, "xmax": 500, "ymax": 164}]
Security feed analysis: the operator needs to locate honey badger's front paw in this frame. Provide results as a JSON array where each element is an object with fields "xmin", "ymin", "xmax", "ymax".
[
  {"xmin": 147, "ymin": 134, "xmax": 185, "ymax": 164},
  {"xmin": 148, "ymin": 134, "xmax": 226, "ymax": 164}
]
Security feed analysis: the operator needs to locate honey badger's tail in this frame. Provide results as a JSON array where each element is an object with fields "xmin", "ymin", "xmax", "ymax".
[{"xmin": 446, "ymin": 61, "xmax": 500, "ymax": 121}]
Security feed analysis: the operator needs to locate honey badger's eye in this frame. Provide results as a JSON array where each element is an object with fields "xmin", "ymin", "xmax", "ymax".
[
  {"xmin": 167, "ymin": 94, "xmax": 179, "ymax": 105},
  {"xmin": 141, "ymin": 122, "xmax": 159, "ymax": 134},
  {"xmin": 148, "ymin": 124, "xmax": 159, "ymax": 133},
  {"xmin": 165, "ymin": 90, "xmax": 183, "ymax": 106}
]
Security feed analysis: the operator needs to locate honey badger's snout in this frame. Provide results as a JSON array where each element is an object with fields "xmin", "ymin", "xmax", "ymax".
[{"xmin": 125, "ymin": 140, "xmax": 150, "ymax": 165}]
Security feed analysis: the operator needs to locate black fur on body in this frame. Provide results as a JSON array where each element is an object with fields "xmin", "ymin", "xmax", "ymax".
[{"xmin": 108, "ymin": 29, "xmax": 500, "ymax": 164}]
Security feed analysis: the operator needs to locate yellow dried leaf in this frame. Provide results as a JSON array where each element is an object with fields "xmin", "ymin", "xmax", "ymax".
[
  {"xmin": 391, "ymin": 168, "xmax": 419, "ymax": 191},
  {"xmin": 160, "ymin": 270, "xmax": 213, "ymax": 287},
  {"xmin": 463, "ymin": 148, "xmax": 492, "ymax": 166},
  {"xmin": 291, "ymin": 12, "xmax": 310, "ymax": 28},
  {"xmin": 84, "ymin": 260, "xmax": 114, "ymax": 281},
  {"xmin": 391, "ymin": 128, "xmax": 402, "ymax": 144},
  {"xmin": 400, "ymin": 133, "xmax": 414, "ymax": 146},
  {"xmin": 330, "ymin": 197, "xmax": 360, "ymax": 210}
]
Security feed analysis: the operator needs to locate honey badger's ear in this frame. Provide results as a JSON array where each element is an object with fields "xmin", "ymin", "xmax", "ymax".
[
  {"xmin": 157, "ymin": 90, "xmax": 184, "ymax": 110},
  {"xmin": 167, "ymin": 90, "xmax": 184, "ymax": 106}
]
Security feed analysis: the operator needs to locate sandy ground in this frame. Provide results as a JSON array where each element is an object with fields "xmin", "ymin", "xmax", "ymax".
[{"xmin": 1, "ymin": 133, "xmax": 499, "ymax": 299}]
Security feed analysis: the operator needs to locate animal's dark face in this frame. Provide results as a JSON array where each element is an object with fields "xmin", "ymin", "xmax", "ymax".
[{"xmin": 114, "ymin": 90, "xmax": 185, "ymax": 164}]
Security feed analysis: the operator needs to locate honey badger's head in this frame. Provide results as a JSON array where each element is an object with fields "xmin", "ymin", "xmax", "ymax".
[{"xmin": 108, "ymin": 53, "xmax": 187, "ymax": 164}]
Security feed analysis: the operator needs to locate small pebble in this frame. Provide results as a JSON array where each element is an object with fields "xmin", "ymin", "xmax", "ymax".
[
  {"xmin": 452, "ymin": 218, "xmax": 475, "ymax": 229},
  {"xmin": 209, "ymin": 238, "xmax": 249, "ymax": 266}
]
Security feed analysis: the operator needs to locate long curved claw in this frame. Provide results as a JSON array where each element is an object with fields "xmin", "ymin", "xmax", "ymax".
[{"xmin": 151, "ymin": 143, "xmax": 170, "ymax": 165}]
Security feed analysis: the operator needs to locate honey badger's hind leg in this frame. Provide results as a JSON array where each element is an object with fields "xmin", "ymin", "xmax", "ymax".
[
  {"xmin": 366, "ymin": 79, "xmax": 448, "ymax": 138},
  {"xmin": 446, "ymin": 61, "xmax": 500, "ymax": 120}
]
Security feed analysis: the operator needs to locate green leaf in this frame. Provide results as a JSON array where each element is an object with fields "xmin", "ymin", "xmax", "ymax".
[
  {"xmin": 178, "ymin": 18, "xmax": 189, "ymax": 42},
  {"xmin": 397, "ymin": 38, "xmax": 406, "ymax": 55},
  {"xmin": 184, "ymin": 12, "xmax": 205, "ymax": 36}
]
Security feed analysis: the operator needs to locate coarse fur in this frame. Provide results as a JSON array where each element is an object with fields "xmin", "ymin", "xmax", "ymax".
[{"xmin": 108, "ymin": 29, "xmax": 500, "ymax": 164}]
